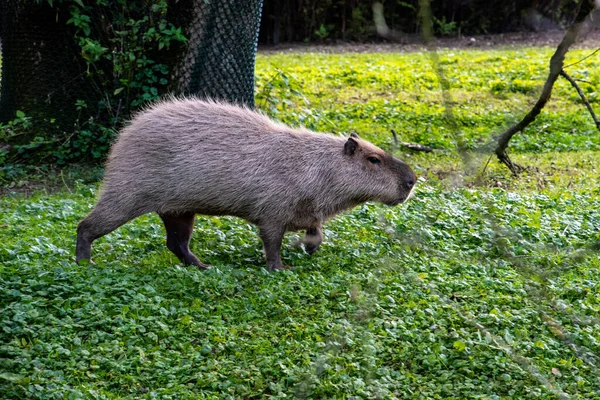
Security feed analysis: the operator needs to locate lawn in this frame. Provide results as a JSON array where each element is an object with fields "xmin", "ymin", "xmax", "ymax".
[{"xmin": 1, "ymin": 45, "xmax": 599, "ymax": 398}]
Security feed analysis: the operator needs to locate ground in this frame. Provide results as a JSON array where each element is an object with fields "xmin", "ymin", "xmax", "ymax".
[{"xmin": 259, "ymin": 28, "xmax": 600, "ymax": 54}]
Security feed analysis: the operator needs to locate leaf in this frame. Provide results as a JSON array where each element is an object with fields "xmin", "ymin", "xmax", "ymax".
[
  {"xmin": 534, "ymin": 341, "xmax": 546, "ymax": 349},
  {"xmin": 0, "ymin": 372, "xmax": 25, "ymax": 382},
  {"xmin": 453, "ymin": 340, "xmax": 467, "ymax": 352},
  {"xmin": 15, "ymin": 110, "xmax": 25, "ymax": 119}
]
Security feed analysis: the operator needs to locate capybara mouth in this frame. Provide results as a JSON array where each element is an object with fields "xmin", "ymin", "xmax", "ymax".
[
  {"xmin": 385, "ymin": 196, "xmax": 406, "ymax": 206},
  {"xmin": 387, "ymin": 187, "xmax": 415, "ymax": 206}
]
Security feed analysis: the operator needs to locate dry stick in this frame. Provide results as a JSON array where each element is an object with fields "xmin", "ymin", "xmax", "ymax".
[
  {"xmin": 399, "ymin": 142, "xmax": 435, "ymax": 153},
  {"xmin": 391, "ymin": 129, "xmax": 435, "ymax": 153},
  {"xmin": 492, "ymin": 0, "xmax": 596, "ymax": 175},
  {"xmin": 480, "ymin": 153, "xmax": 494, "ymax": 175},
  {"xmin": 560, "ymin": 69, "xmax": 600, "ymax": 131}
]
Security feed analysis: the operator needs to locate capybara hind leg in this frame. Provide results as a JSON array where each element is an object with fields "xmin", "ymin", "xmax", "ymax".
[
  {"xmin": 76, "ymin": 204, "xmax": 143, "ymax": 264},
  {"xmin": 159, "ymin": 212, "xmax": 208, "ymax": 269}
]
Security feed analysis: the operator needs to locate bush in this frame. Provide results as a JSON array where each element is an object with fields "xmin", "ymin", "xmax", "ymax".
[{"xmin": 0, "ymin": 0, "xmax": 186, "ymax": 165}]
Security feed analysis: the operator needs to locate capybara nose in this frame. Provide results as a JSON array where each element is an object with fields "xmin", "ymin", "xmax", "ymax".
[{"xmin": 404, "ymin": 178, "xmax": 415, "ymax": 191}]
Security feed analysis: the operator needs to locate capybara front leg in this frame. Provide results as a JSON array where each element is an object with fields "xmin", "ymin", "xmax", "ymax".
[
  {"xmin": 259, "ymin": 225, "xmax": 288, "ymax": 271},
  {"xmin": 302, "ymin": 224, "xmax": 323, "ymax": 255},
  {"xmin": 159, "ymin": 212, "xmax": 208, "ymax": 269}
]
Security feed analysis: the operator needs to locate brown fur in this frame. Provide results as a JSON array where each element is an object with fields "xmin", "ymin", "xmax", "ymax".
[{"xmin": 76, "ymin": 98, "xmax": 416, "ymax": 270}]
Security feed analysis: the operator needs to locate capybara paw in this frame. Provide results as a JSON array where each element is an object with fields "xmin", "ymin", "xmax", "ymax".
[
  {"xmin": 75, "ymin": 257, "xmax": 92, "ymax": 266},
  {"xmin": 273, "ymin": 264, "xmax": 294, "ymax": 271},
  {"xmin": 267, "ymin": 262, "xmax": 294, "ymax": 271}
]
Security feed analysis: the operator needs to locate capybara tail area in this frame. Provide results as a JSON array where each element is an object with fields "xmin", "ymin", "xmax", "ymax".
[{"xmin": 75, "ymin": 197, "xmax": 151, "ymax": 264}]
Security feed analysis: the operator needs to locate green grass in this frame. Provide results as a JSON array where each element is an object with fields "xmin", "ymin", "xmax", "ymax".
[
  {"xmin": 255, "ymin": 47, "xmax": 600, "ymax": 154},
  {"xmin": 2, "ymin": 46, "xmax": 600, "ymax": 398}
]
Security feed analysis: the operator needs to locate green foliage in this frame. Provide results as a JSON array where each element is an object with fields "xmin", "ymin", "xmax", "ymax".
[
  {"xmin": 63, "ymin": 0, "xmax": 185, "ymax": 108},
  {"xmin": 0, "ymin": 111, "xmax": 53, "ymax": 169},
  {"xmin": 260, "ymin": 0, "xmax": 581, "ymax": 43},
  {"xmin": 0, "ymin": 111, "xmax": 33, "ymax": 164},
  {"xmin": 313, "ymin": 24, "xmax": 333, "ymax": 41},
  {"xmin": 346, "ymin": 8, "xmax": 370, "ymax": 41},
  {"xmin": 2, "ymin": 47, "xmax": 600, "ymax": 398},
  {"xmin": 261, "ymin": 0, "xmax": 377, "ymax": 42},
  {"xmin": 1, "ymin": 179, "xmax": 599, "ymax": 398},
  {"xmin": 1, "ymin": 0, "xmax": 186, "ymax": 164},
  {"xmin": 434, "ymin": 16, "xmax": 458, "ymax": 36},
  {"xmin": 255, "ymin": 48, "xmax": 600, "ymax": 153}
]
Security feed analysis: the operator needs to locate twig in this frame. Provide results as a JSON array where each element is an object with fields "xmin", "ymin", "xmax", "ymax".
[
  {"xmin": 391, "ymin": 129, "xmax": 436, "ymax": 153},
  {"xmin": 481, "ymin": 153, "xmax": 494, "ymax": 175},
  {"xmin": 559, "ymin": 69, "xmax": 600, "ymax": 131},
  {"xmin": 60, "ymin": 170, "xmax": 72, "ymax": 194},
  {"xmin": 390, "ymin": 128, "xmax": 399, "ymax": 147},
  {"xmin": 399, "ymin": 142, "xmax": 434, "ymax": 152},
  {"xmin": 563, "ymin": 46, "xmax": 600, "ymax": 69}
]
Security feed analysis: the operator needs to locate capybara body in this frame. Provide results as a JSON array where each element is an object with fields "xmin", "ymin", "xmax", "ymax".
[{"xmin": 76, "ymin": 98, "xmax": 416, "ymax": 270}]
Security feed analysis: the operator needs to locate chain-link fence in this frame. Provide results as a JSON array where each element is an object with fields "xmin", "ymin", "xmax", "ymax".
[{"xmin": 168, "ymin": 0, "xmax": 263, "ymax": 106}]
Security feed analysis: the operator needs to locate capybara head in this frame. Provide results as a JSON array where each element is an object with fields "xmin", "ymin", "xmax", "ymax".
[{"xmin": 342, "ymin": 133, "xmax": 416, "ymax": 206}]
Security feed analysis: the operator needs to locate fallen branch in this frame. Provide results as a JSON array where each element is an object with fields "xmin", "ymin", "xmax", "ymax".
[
  {"xmin": 492, "ymin": 0, "xmax": 596, "ymax": 175},
  {"xmin": 559, "ymin": 69, "xmax": 600, "ymax": 131},
  {"xmin": 391, "ymin": 129, "xmax": 437, "ymax": 153},
  {"xmin": 399, "ymin": 142, "xmax": 435, "ymax": 152}
]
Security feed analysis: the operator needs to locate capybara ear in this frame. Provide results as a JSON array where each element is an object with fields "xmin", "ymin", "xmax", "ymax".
[
  {"xmin": 350, "ymin": 132, "xmax": 359, "ymax": 139},
  {"xmin": 344, "ymin": 137, "xmax": 359, "ymax": 155}
]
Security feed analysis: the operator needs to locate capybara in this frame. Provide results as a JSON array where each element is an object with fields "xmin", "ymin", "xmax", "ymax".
[{"xmin": 76, "ymin": 98, "xmax": 416, "ymax": 270}]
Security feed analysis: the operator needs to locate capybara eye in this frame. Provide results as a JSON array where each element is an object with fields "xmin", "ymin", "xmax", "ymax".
[{"xmin": 367, "ymin": 156, "xmax": 381, "ymax": 165}]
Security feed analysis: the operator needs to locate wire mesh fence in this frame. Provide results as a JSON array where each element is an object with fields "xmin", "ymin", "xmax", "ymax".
[{"xmin": 168, "ymin": 0, "xmax": 263, "ymax": 106}]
